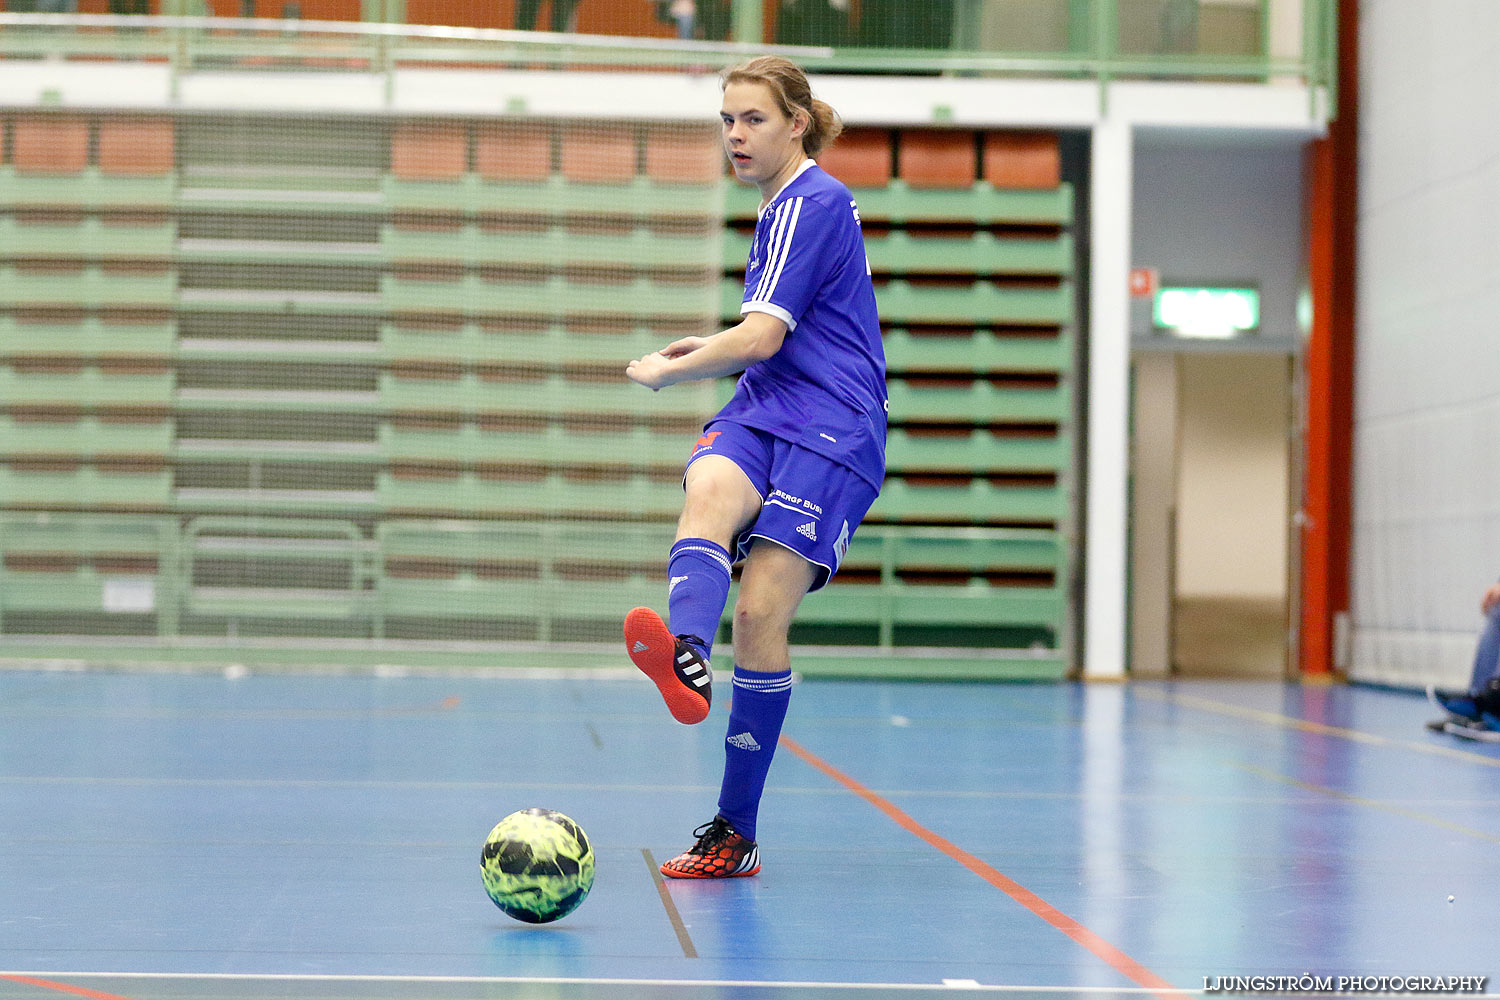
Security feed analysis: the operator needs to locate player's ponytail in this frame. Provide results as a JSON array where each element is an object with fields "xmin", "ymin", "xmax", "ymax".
[
  {"xmin": 722, "ymin": 56, "xmax": 844, "ymax": 158},
  {"xmin": 803, "ymin": 97, "xmax": 844, "ymax": 158}
]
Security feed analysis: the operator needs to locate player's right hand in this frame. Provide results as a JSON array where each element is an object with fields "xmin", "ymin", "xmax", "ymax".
[{"xmin": 660, "ymin": 337, "xmax": 709, "ymax": 358}]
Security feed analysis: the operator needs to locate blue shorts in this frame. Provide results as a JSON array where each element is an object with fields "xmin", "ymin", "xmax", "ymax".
[{"xmin": 685, "ymin": 419, "xmax": 878, "ymax": 592}]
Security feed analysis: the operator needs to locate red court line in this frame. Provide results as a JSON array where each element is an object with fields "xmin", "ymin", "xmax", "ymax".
[
  {"xmin": 0, "ymin": 975, "xmax": 137, "ymax": 1000},
  {"xmin": 779, "ymin": 736, "xmax": 1179, "ymax": 998}
]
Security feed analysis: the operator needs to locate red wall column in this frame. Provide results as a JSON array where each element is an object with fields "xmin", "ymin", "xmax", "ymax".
[{"xmin": 1299, "ymin": 0, "xmax": 1359, "ymax": 675}]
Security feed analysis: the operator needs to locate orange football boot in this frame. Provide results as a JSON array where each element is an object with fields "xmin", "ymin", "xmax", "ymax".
[{"xmin": 624, "ymin": 606, "xmax": 712, "ymax": 725}]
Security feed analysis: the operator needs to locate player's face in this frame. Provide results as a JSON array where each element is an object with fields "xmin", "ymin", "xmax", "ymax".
[{"xmin": 720, "ymin": 81, "xmax": 807, "ymax": 190}]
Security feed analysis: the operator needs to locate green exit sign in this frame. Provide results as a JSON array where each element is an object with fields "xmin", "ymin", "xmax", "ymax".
[{"xmin": 1153, "ymin": 286, "xmax": 1259, "ymax": 339}]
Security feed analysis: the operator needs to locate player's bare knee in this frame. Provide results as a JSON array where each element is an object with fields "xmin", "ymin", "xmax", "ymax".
[
  {"xmin": 731, "ymin": 599, "xmax": 761, "ymax": 645},
  {"xmin": 732, "ymin": 598, "xmax": 789, "ymax": 658}
]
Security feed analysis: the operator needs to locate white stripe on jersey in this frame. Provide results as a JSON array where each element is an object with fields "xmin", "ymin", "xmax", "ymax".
[
  {"xmin": 761, "ymin": 197, "xmax": 803, "ymax": 303},
  {"xmin": 753, "ymin": 196, "xmax": 803, "ymax": 305},
  {"xmin": 751, "ymin": 198, "xmax": 793, "ymax": 303}
]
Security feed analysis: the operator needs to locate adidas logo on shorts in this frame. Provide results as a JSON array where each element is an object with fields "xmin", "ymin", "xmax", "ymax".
[
  {"xmin": 727, "ymin": 731, "xmax": 761, "ymax": 751},
  {"xmin": 796, "ymin": 521, "xmax": 818, "ymax": 542}
]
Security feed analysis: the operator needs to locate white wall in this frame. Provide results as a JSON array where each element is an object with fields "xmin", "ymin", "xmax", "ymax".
[
  {"xmin": 1130, "ymin": 138, "xmax": 1307, "ymax": 343},
  {"xmin": 1350, "ymin": 0, "xmax": 1500, "ymax": 687}
]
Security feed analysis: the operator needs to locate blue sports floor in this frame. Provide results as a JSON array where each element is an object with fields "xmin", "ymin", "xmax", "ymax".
[{"xmin": 2, "ymin": 668, "xmax": 1498, "ymax": 1000}]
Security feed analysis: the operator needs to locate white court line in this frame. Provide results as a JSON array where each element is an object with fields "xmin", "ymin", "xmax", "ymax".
[
  {"xmin": 13, "ymin": 775, "xmax": 1490, "ymax": 809},
  {"xmin": 0, "ymin": 972, "xmax": 1204, "ymax": 994}
]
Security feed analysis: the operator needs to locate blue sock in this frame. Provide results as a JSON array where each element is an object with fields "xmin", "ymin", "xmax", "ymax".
[
  {"xmin": 716, "ymin": 665, "xmax": 792, "ymax": 843},
  {"xmin": 666, "ymin": 538, "xmax": 732, "ymax": 658}
]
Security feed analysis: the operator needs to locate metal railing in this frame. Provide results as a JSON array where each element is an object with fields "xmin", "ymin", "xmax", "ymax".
[{"xmin": 0, "ymin": 0, "xmax": 1336, "ymax": 110}]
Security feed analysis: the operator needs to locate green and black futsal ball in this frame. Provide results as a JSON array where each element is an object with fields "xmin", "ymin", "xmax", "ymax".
[{"xmin": 481, "ymin": 808, "xmax": 595, "ymax": 923}]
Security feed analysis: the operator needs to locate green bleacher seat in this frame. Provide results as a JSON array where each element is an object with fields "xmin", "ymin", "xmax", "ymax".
[
  {"xmin": 0, "ymin": 511, "xmax": 176, "ymax": 630},
  {"xmin": 0, "ymin": 416, "xmax": 175, "ymax": 458},
  {"xmin": 882, "ymin": 328, "xmax": 1072, "ymax": 374},
  {"xmin": 0, "ymin": 215, "xmax": 176, "ymax": 260},
  {"xmin": 171, "ymin": 488, "xmax": 380, "ymax": 517},
  {"xmin": 374, "ymin": 518, "xmax": 672, "ymax": 634},
  {"xmin": 376, "ymin": 470, "xmax": 684, "ymax": 519},
  {"xmin": 0, "ymin": 315, "xmax": 177, "ymax": 359},
  {"xmin": 886, "ymin": 377, "xmax": 1070, "ymax": 423},
  {"xmin": 723, "ymin": 180, "xmax": 1073, "ymax": 226},
  {"xmin": 0, "ymin": 264, "xmax": 176, "ymax": 309},
  {"xmin": 798, "ymin": 526, "xmax": 1066, "ymax": 633},
  {"xmin": 841, "ymin": 527, "xmax": 1064, "ymax": 576},
  {"xmin": 724, "ymin": 229, "xmax": 1073, "ymax": 277},
  {"xmin": 379, "ymin": 324, "xmax": 671, "ymax": 368},
  {"xmin": 868, "ymin": 478, "xmax": 1065, "ymax": 524},
  {"xmin": 378, "ymin": 518, "xmax": 670, "ymax": 565},
  {"xmin": 875, "ymin": 279, "xmax": 1072, "ymax": 327},
  {"xmin": 0, "ymin": 365, "xmax": 175, "ymax": 407},
  {"xmin": 382, "ymin": 273, "xmax": 717, "ymax": 321},
  {"xmin": 375, "ymin": 573, "xmax": 549, "ymax": 624},
  {"xmin": 379, "ymin": 422, "xmax": 690, "ymax": 467},
  {"xmin": 382, "ymin": 175, "xmax": 723, "ymax": 220},
  {"xmin": 801, "ymin": 582, "xmax": 1065, "ymax": 630},
  {"xmin": 0, "ymin": 166, "xmax": 175, "ymax": 210},
  {"xmin": 383, "ymin": 224, "xmax": 714, "ymax": 271},
  {"xmin": 884, "ymin": 429, "xmax": 1068, "ymax": 474},
  {"xmin": 0, "ymin": 464, "xmax": 172, "ymax": 509},
  {"xmin": 172, "ymin": 387, "xmax": 382, "ymax": 414},
  {"xmin": 720, "ymin": 278, "xmax": 1071, "ymax": 327},
  {"xmin": 377, "ymin": 371, "xmax": 713, "ymax": 420}
]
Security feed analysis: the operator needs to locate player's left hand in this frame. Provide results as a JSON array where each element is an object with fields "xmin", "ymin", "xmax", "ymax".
[
  {"xmin": 1482, "ymin": 582, "xmax": 1500, "ymax": 615},
  {"xmin": 626, "ymin": 352, "xmax": 673, "ymax": 391}
]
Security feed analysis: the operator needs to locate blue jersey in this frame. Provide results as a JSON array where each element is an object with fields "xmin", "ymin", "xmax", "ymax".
[{"xmin": 717, "ymin": 160, "xmax": 888, "ymax": 491}]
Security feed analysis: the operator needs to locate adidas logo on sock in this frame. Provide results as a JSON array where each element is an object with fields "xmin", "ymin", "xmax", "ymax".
[
  {"xmin": 796, "ymin": 521, "xmax": 817, "ymax": 541},
  {"xmin": 727, "ymin": 731, "xmax": 761, "ymax": 751},
  {"xmin": 632, "ymin": 640, "xmax": 649, "ymax": 652}
]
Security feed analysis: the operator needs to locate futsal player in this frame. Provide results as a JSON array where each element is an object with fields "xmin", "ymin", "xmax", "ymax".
[{"xmin": 623, "ymin": 56, "xmax": 887, "ymax": 878}]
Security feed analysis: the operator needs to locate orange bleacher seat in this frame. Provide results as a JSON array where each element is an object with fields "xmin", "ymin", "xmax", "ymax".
[
  {"xmin": 984, "ymin": 132, "xmax": 1061, "ymax": 189},
  {"xmin": 391, "ymin": 122, "xmax": 469, "ymax": 182},
  {"xmin": 816, "ymin": 128, "xmax": 892, "ymax": 188},
  {"xmin": 898, "ymin": 130, "xmax": 976, "ymax": 189},
  {"xmin": 643, "ymin": 125, "xmax": 721, "ymax": 184},
  {"xmin": 475, "ymin": 122, "xmax": 553, "ymax": 182},
  {"xmin": 97, "ymin": 117, "xmax": 175, "ymax": 176},
  {"xmin": 12, "ymin": 115, "xmax": 90, "ymax": 175},
  {"xmin": 559, "ymin": 124, "xmax": 637, "ymax": 184}
]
